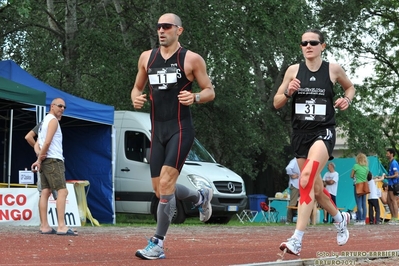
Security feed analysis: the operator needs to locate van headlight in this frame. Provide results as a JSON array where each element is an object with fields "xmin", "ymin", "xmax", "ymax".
[{"xmin": 186, "ymin": 175, "xmax": 212, "ymax": 190}]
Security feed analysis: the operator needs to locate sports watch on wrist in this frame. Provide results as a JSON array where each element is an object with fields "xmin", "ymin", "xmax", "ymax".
[
  {"xmin": 194, "ymin": 93, "xmax": 201, "ymax": 103},
  {"xmin": 284, "ymin": 89, "xmax": 291, "ymax": 98}
]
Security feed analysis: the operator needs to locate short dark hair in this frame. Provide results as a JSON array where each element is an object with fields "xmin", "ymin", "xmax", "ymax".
[
  {"xmin": 387, "ymin": 148, "xmax": 395, "ymax": 156},
  {"xmin": 304, "ymin": 29, "xmax": 325, "ymax": 44}
]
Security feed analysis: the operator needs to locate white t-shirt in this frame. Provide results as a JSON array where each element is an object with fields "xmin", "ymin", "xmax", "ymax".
[
  {"xmin": 286, "ymin": 158, "xmax": 300, "ymax": 189},
  {"xmin": 323, "ymin": 171, "xmax": 339, "ymax": 196},
  {"xmin": 368, "ymin": 179, "xmax": 379, "ymax": 199}
]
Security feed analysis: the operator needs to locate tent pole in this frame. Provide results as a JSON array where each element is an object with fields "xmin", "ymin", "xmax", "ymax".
[
  {"xmin": 7, "ymin": 109, "xmax": 13, "ymax": 188},
  {"xmin": 2, "ymin": 111, "xmax": 9, "ymax": 183}
]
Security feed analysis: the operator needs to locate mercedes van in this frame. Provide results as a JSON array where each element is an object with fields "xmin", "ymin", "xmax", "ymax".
[{"xmin": 114, "ymin": 111, "xmax": 247, "ymax": 224}]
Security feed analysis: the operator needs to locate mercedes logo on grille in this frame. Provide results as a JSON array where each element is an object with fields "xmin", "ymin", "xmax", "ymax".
[{"xmin": 227, "ymin": 182, "xmax": 236, "ymax": 193}]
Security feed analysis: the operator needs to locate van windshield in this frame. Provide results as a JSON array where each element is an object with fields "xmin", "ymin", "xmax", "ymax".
[{"xmin": 186, "ymin": 139, "xmax": 216, "ymax": 163}]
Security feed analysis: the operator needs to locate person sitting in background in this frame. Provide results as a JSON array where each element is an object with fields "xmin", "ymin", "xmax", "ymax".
[
  {"xmin": 380, "ymin": 182, "xmax": 399, "ymax": 213},
  {"xmin": 380, "ymin": 182, "xmax": 388, "ymax": 205}
]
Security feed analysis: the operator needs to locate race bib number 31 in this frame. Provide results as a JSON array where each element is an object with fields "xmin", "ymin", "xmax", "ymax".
[{"xmin": 295, "ymin": 98, "xmax": 326, "ymax": 121}]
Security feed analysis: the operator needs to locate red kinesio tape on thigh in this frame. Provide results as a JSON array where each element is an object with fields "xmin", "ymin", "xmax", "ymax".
[{"xmin": 299, "ymin": 159, "xmax": 319, "ymax": 205}]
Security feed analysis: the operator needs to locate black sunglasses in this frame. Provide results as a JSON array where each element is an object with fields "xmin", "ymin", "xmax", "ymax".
[
  {"xmin": 53, "ymin": 104, "xmax": 67, "ymax": 109},
  {"xmin": 300, "ymin": 40, "xmax": 322, "ymax": 47},
  {"xmin": 157, "ymin": 23, "xmax": 179, "ymax": 30}
]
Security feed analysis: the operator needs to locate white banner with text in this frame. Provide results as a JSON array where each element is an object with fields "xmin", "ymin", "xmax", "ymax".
[{"xmin": 0, "ymin": 183, "xmax": 80, "ymax": 227}]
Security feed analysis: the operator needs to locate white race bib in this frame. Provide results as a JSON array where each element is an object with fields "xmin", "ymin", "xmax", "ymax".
[
  {"xmin": 294, "ymin": 98, "xmax": 327, "ymax": 121},
  {"xmin": 148, "ymin": 67, "xmax": 177, "ymax": 90}
]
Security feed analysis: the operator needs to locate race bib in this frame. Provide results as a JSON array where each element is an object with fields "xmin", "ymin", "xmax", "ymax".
[
  {"xmin": 295, "ymin": 98, "xmax": 326, "ymax": 121},
  {"xmin": 148, "ymin": 67, "xmax": 178, "ymax": 90}
]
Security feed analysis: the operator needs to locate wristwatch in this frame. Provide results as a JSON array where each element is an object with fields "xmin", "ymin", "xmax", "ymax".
[
  {"xmin": 284, "ymin": 89, "xmax": 291, "ymax": 98},
  {"xmin": 194, "ymin": 93, "xmax": 201, "ymax": 103}
]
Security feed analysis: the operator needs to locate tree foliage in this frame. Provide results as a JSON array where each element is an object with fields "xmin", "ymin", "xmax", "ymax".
[
  {"xmin": 313, "ymin": 0, "xmax": 399, "ymax": 157},
  {"xmin": 2, "ymin": 0, "xmax": 397, "ymax": 190}
]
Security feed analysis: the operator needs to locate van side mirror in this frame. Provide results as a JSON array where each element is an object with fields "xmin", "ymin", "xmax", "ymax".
[{"xmin": 144, "ymin": 148, "xmax": 151, "ymax": 163}]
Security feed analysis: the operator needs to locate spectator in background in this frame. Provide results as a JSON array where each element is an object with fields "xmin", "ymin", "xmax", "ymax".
[
  {"xmin": 368, "ymin": 175, "xmax": 384, "ymax": 224},
  {"xmin": 379, "ymin": 182, "xmax": 399, "ymax": 218},
  {"xmin": 285, "ymin": 158, "xmax": 300, "ymax": 224},
  {"xmin": 25, "ymin": 122, "xmax": 58, "ymax": 234},
  {"xmin": 31, "ymin": 98, "xmax": 77, "ymax": 236},
  {"xmin": 25, "ymin": 122, "xmax": 58, "ymax": 200},
  {"xmin": 380, "ymin": 182, "xmax": 389, "ymax": 205},
  {"xmin": 350, "ymin": 153, "xmax": 369, "ymax": 225},
  {"xmin": 383, "ymin": 148, "xmax": 399, "ymax": 224},
  {"xmin": 322, "ymin": 162, "xmax": 339, "ymax": 223}
]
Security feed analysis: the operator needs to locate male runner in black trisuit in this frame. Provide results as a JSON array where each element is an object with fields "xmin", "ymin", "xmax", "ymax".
[{"xmin": 131, "ymin": 13, "xmax": 215, "ymax": 260}]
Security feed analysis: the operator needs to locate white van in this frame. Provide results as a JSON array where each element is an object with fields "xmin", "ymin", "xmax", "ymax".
[{"xmin": 114, "ymin": 111, "xmax": 247, "ymax": 224}]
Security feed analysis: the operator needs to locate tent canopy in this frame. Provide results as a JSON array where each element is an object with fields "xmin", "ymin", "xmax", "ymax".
[
  {"xmin": 0, "ymin": 60, "xmax": 113, "ymax": 125},
  {"xmin": 0, "ymin": 76, "xmax": 46, "ymax": 109},
  {"xmin": 0, "ymin": 60, "xmax": 115, "ymax": 224}
]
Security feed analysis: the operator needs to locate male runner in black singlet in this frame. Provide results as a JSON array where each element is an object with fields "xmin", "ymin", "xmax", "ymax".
[{"xmin": 131, "ymin": 13, "xmax": 215, "ymax": 260}]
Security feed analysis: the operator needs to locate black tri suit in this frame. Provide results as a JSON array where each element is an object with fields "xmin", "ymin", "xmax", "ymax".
[{"xmin": 146, "ymin": 47, "xmax": 195, "ymax": 177}]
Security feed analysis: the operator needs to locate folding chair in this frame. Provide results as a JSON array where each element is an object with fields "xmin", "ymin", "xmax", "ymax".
[
  {"xmin": 259, "ymin": 201, "xmax": 279, "ymax": 223},
  {"xmin": 236, "ymin": 209, "xmax": 258, "ymax": 223}
]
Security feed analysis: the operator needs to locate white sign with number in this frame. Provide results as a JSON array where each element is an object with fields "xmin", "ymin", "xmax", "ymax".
[
  {"xmin": 19, "ymin": 170, "xmax": 34, "ymax": 184},
  {"xmin": 47, "ymin": 183, "xmax": 81, "ymax": 227}
]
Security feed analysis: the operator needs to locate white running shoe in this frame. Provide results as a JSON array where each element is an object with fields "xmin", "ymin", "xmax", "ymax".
[
  {"xmin": 279, "ymin": 237, "xmax": 302, "ymax": 256},
  {"xmin": 135, "ymin": 237, "xmax": 165, "ymax": 260},
  {"xmin": 198, "ymin": 185, "xmax": 213, "ymax": 222},
  {"xmin": 334, "ymin": 212, "xmax": 350, "ymax": 246}
]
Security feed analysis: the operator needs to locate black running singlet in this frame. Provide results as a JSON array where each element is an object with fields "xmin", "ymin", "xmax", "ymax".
[
  {"xmin": 147, "ymin": 47, "xmax": 193, "ymax": 122},
  {"xmin": 291, "ymin": 61, "xmax": 336, "ymax": 131}
]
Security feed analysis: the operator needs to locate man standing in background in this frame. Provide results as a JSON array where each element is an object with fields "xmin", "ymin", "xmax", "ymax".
[
  {"xmin": 31, "ymin": 98, "xmax": 77, "ymax": 236},
  {"xmin": 286, "ymin": 158, "xmax": 300, "ymax": 224},
  {"xmin": 25, "ymin": 123, "xmax": 58, "ymax": 200},
  {"xmin": 322, "ymin": 162, "xmax": 339, "ymax": 223},
  {"xmin": 384, "ymin": 148, "xmax": 399, "ymax": 224}
]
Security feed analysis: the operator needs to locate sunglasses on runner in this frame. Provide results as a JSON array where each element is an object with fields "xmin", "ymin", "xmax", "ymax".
[
  {"xmin": 300, "ymin": 40, "xmax": 322, "ymax": 47},
  {"xmin": 157, "ymin": 23, "xmax": 179, "ymax": 30}
]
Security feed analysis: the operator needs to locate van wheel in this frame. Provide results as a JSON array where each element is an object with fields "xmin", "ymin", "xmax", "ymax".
[
  {"xmin": 205, "ymin": 215, "xmax": 232, "ymax": 224},
  {"xmin": 153, "ymin": 199, "xmax": 186, "ymax": 224}
]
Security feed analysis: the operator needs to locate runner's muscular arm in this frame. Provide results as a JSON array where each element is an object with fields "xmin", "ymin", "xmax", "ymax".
[
  {"xmin": 273, "ymin": 64, "xmax": 299, "ymax": 109},
  {"xmin": 330, "ymin": 63, "xmax": 356, "ymax": 110},
  {"xmin": 131, "ymin": 50, "xmax": 151, "ymax": 109},
  {"xmin": 183, "ymin": 51, "xmax": 214, "ymax": 104}
]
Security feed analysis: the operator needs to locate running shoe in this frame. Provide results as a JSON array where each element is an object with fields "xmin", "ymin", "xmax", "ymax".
[
  {"xmin": 135, "ymin": 237, "xmax": 165, "ymax": 260},
  {"xmin": 279, "ymin": 237, "xmax": 302, "ymax": 256},
  {"xmin": 334, "ymin": 212, "xmax": 350, "ymax": 246},
  {"xmin": 198, "ymin": 185, "xmax": 213, "ymax": 222}
]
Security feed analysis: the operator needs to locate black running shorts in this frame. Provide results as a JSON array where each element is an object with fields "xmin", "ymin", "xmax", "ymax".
[{"xmin": 291, "ymin": 128, "xmax": 336, "ymax": 160}]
